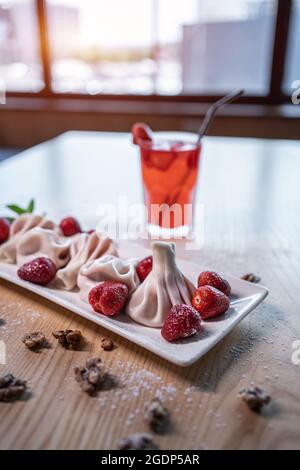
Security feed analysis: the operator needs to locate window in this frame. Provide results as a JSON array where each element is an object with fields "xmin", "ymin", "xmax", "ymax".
[
  {"xmin": 1, "ymin": 0, "xmax": 297, "ymax": 104},
  {"xmin": 0, "ymin": 0, "xmax": 44, "ymax": 91},
  {"xmin": 46, "ymin": 0, "xmax": 277, "ymax": 96},
  {"xmin": 284, "ymin": 0, "xmax": 300, "ymax": 93}
]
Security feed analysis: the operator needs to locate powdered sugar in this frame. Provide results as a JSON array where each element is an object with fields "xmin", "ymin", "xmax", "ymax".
[{"xmin": 0, "ymin": 301, "xmax": 41, "ymax": 339}]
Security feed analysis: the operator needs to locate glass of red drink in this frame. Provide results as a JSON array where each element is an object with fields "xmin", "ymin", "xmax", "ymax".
[{"xmin": 136, "ymin": 130, "xmax": 201, "ymax": 237}]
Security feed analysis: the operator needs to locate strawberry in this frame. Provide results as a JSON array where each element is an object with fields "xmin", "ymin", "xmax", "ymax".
[
  {"xmin": 132, "ymin": 123, "xmax": 153, "ymax": 145},
  {"xmin": 192, "ymin": 285, "xmax": 230, "ymax": 320},
  {"xmin": 89, "ymin": 281, "xmax": 129, "ymax": 316},
  {"xmin": 197, "ymin": 271, "xmax": 231, "ymax": 297},
  {"xmin": 17, "ymin": 257, "xmax": 57, "ymax": 286},
  {"xmin": 148, "ymin": 151, "xmax": 175, "ymax": 171},
  {"xmin": 188, "ymin": 150, "xmax": 200, "ymax": 169},
  {"xmin": 161, "ymin": 304, "xmax": 202, "ymax": 342},
  {"xmin": 136, "ymin": 256, "xmax": 153, "ymax": 282},
  {"xmin": 59, "ymin": 217, "xmax": 82, "ymax": 237},
  {"xmin": 0, "ymin": 217, "xmax": 10, "ymax": 244}
]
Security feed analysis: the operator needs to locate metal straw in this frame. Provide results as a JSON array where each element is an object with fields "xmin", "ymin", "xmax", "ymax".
[{"xmin": 197, "ymin": 89, "xmax": 244, "ymax": 144}]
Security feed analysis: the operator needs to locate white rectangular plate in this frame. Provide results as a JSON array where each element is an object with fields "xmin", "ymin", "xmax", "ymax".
[{"xmin": 0, "ymin": 242, "xmax": 268, "ymax": 366}]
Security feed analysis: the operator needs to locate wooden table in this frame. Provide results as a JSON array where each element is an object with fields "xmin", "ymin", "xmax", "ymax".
[{"xmin": 0, "ymin": 131, "xmax": 300, "ymax": 450}]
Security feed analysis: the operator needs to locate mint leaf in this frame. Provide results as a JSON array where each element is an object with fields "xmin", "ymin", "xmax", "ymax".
[
  {"xmin": 27, "ymin": 199, "xmax": 35, "ymax": 213},
  {"xmin": 5, "ymin": 217, "xmax": 15, "ymax": 223},
  {"xmin": 6, "ymin": 204, "xmax": 27, "ymax": 215},
  {"xmin": 6, "ymin": 198, "xmax": 36, "ymax": 216}
]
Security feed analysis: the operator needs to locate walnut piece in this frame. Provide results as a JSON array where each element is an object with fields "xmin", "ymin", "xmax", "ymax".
[
  {"xmin": 0, "ymin": 374, "xmax": 27, "ymax": 402},
  {"xmin": 74, "ymin": 357, "xmax": 103, "ymax": 395},
  {"xmin": 119, "ymin": 433, "xmax": 159, "ymax": 450},
  {"xmin": 22, "ymin": 331, "xmax": 46, "ymax": 350},
  {"xmin": 239, "ymin": 386, "xmax": 270, "ymax": 411},
  {"xmin": 241, "ymin": 273, "xmax": 261, "ymax": 283},
  {"xmin": 52, "ymin": 329, "xmax": 82, "ymax": 349},
  {"xmin": 145, "ymin": 398, "xmax": 170, "ymax": 433},
  {"xmin": 101, "ymin": 338, "xmax": 114, "ymax": 351}
]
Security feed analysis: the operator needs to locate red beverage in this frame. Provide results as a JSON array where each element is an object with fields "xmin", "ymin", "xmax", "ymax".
[{"xmin": 138, "ymin": 138, "xmax": 201, "ymax": 234}]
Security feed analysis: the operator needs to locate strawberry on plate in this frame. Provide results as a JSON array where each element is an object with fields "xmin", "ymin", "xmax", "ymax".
[
  {"xmin": 89, "ymin": 281, "xmax": 129, "ymax": 317},
  {"xmin": 59, "ymin": 217, "xmax": 82, "ymax": 237},
  {"xmin": 17, "ymin": 257, "xmax": 57, "ymax": 286},
  {"xmin": 198, "ymin": 271, "xmax": 231, "ymax": 297},
  {"xmin": 136, "ymin": 256, "xmax": 153, "ymax": 282},
  {"xmin": 0, "ymin": 217, "xmax": 10, "ymax": 244},
  {"xmin": 161, "ymin": 304, "xmax": 202, "ymax": 342},
  {"xmin": 192, "ymin": 285, "xmax": 230, "ymax": 320}
]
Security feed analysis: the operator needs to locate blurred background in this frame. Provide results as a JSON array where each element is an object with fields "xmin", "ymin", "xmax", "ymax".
[{"xmin": 0, "ymin": 0, "xmax": 299, "ymax": 149}]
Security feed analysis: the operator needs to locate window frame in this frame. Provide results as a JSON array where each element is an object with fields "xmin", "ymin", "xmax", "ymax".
[{"xmin": 4, "ymin": 0, "xmax": 294, "ymax": 106}]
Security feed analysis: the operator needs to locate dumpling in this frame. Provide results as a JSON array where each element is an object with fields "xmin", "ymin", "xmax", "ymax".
[
  {"xmin": 56, "ymin": 231, "xmax": 118, "ymax": 290},
  {"xmin": 78, "ymin": 255, "xmax": 140, "ymax": 302},
  {"xmin": 16, "ymin": 227, "xmax": 72, "ymax": 268},
  {"xmin": 0, "ymin": 214, "xmax": 57, "ymax": 264},
  {"xmin": 126, "ymin": 241, "xmax": 195, "ymax": 328}
]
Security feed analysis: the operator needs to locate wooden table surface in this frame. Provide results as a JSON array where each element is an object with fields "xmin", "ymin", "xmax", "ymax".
[{"xmin": 0, "ymin": 131, "xmax": 300, "ymax": 450}]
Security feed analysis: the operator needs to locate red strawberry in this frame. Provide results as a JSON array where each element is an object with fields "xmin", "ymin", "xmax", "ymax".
[
  {"xmin": 89, "ymin": 281, "xmax": 129, "ymax": 317},
  {"xmin": 132, "ymin": 123, "xmax": 153, "ymax": 145},
  {"xmin": 192, "ymin": 286, "xmax": 230, "ymax": 320},
  {"xmin": 197, "ymin": 271, "xmax": 231, "ymax": 297},
  {"xmin": 0, "ymin": 217, "xmax": 10, "ymax": 244},
  {"xmin": 17, "ymin": 257, "xmax": 57, "ymax": 286},
  {"xmin": 161, "ymin": 304, "xmax": 202, "ymax": 342},
  {"xmin": 136, "ymin": 256, "xmax": 153, "ymax": 282},
  {"xmin": 188, "ymin": 149, "xmax": 200, "ymax": 169},
  {"xmin": 59, "ymin": 217, "xmax": 82, "ymax": 237},
  {"xmin": 148, "ymin": 151, "xmax": 175, "ymax": 171}
]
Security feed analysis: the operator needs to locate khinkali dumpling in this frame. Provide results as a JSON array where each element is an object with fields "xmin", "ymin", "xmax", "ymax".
[
  {"xmin": 56, "ymin": 231, "xmax": 118, "ymax": 290},
  {"xmin": 126, "ymin": 241, "xmax": 195, "ymax": 327},
  {"xmin": 0, "ymin": 214, "xmax": 57, "ymax": 264},
  {"xmin": 16, "ymin": 227, "xmax": 71, "ymax": 268},
  {"xmin": 78, "ymin": 255, "xmax": 140, "ymax": 302}
]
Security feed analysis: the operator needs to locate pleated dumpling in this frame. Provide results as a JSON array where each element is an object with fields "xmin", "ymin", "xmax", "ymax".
[
  {"xmin": 16, "ymin": 227, "xmax": 72, "ymax": 268},
  {"xmin": 56, "ymin": 231, "xmax": 118, "ymax": 290},
  {"xmin": 78, "ymin": 255, "xmax": 140, "ymax": 302},
  {"xmin": 126, "ymin": 241, "xmax": 195, "ymax": 328},
  {"xmin": 0, "ymin": 214, "xmax": 57, "ymax": 264}
]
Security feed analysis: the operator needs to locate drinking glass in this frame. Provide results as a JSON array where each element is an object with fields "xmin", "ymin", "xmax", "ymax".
[{"xmin": 138, "ymin": 132, "xmax": 201, "ymax": 237}]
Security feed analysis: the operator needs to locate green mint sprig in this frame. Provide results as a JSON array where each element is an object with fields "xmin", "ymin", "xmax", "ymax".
[{"xmin": 6, "ymin": 199, "xmax": 35, "ymax": 222}]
